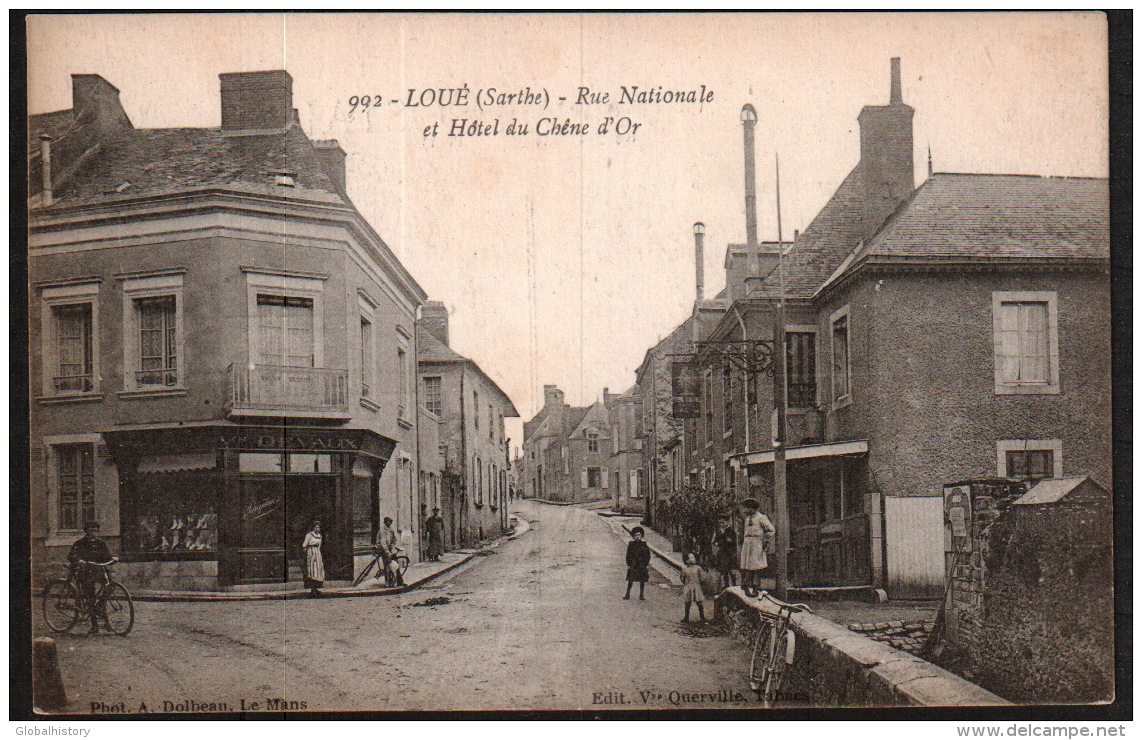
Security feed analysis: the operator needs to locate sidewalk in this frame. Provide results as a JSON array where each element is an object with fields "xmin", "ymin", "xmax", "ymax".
[
  {"xmin": 599, "ymin": 513, "xmax": 937, "ymax": 654},
  {"xmin": 123, "ymin": 518, "xmax": 531, "ymax": 602}
]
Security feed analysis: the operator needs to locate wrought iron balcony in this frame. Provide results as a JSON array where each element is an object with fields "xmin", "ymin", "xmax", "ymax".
[
  {"xmin": 135, "ymin": 368, "xmax": 179, "ymax": 387},
  {"xmin": 54, "ymin": 374, "xmax": 94, "ymax": 393},
  {"xmin": 227, "ymin": 364, "xmax": 351, "ymax": 420}
]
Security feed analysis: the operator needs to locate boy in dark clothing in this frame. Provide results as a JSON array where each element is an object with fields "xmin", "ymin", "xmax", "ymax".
[
  {"xmin": 67, "ymin": 521, "xmax": 114, "ymax": 634},
  {"xmin": 624, "ymin": 526, "xmax": 652, "ymax": 600}
]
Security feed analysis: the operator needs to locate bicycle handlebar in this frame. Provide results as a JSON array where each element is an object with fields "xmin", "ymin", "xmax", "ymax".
[
  {"xmin": 75, "ymin": 558, "xmax": 118, "ymax": 567},
  {"xmin": 756, "ymin": 590, "xmax": 814, "ymax": 614}
]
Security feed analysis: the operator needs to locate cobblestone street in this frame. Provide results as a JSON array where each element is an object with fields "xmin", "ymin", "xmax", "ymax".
[{"xmin": 36, "ymin": 501, "xmax": 762, "ymax": 713}]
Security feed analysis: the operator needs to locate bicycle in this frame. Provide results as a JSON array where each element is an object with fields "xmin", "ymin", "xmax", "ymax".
[
  {"xmin": 352, "ymin": 547, "xmax": 410, "ymax": 587},
  {"xmin": 747, "ymin": 590, "xmax": 812, "ymax": 706},
  {"xmin": 42, "ymin": 558, "xmax": 135, "ymax": 636}
]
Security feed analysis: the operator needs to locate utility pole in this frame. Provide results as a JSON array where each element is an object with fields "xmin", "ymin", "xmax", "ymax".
[{"xmin": 773, "ymin": 153, "xmax": 790, "ymax": 600}]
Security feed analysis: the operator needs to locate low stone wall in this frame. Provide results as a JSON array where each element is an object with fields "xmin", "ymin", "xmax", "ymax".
[{"xmin": 718, "ymin": 588, "xmax": 1008, "ymax": 707}]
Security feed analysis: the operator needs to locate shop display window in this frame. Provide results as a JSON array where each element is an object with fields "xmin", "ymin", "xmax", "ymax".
[{"xmin": 122, "ymin": 469, "xmax": 217, "ymax": 560}]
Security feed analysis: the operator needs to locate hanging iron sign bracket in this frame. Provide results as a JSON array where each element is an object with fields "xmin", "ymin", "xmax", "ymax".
[{"xmin": 666, "ymin": 339, "xmax": 776, "ymax": 375}]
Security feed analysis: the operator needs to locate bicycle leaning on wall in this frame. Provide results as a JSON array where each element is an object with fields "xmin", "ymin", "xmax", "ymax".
[{"xmin": 747, "ymin": 591, "xmax": 812, "ymax": 706}]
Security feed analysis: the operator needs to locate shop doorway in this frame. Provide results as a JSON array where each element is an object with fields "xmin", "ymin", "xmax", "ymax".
[{"xmin": 231, "ymin": 452, "xmax": 348, "ymax": 584}]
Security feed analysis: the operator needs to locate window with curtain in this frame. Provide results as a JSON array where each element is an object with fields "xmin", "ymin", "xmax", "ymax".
[
  {"xmin": 54, "ymin": 304, "xmax": 93, "ymax": 392},
  {"xmin": 57, "ymin": 443, "xmax": 95, "ymax": 531},
  {"xmin": 832, "ymin": 314, "xmax": 850, "ymax": 401},
  {"xmin": 137, "ymin": 296, "xmax": 177, "ymax": 386},
  {"xmin": 996, "ymin": 301, "xmax": 1050, "ymax": 384}
]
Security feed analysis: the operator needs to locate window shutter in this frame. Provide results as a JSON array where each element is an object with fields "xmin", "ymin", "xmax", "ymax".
[
  {"xmin": 602, "ymin": 469, "xmax": 609, "ymax": 488},
  {"xmin": 580, "ymin": 469, "xmax": 589, "ymax": 489}
]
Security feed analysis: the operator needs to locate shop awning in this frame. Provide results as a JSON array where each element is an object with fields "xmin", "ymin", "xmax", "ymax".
[
  {"xmin": 137, "ymin": 452, "xmax": 217, "ymax": 473},
  {"xmin": 728, "ymin": 440, "xmax": 869, "ymax": 470}
]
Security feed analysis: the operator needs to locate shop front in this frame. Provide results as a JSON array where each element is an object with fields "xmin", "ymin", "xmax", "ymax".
[
  {"xmin": 733, "ymin": 440, "xmax": 877, "ymax": 589},
  {"xmin": 104, "ymin": 424, "xmax": 395, "ymax": 589}
]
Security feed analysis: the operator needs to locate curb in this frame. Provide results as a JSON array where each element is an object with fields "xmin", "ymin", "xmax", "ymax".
[
  {"xmin": 525, "ymin": 497, "xmax": 605, "ymax": 507},
  {"xmin": 84, "ymin": 519, "xmax": 531, "ymax": 603}
]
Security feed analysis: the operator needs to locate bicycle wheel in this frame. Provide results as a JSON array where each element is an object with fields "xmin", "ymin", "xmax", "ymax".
[
  {"xmin": 42, "ymin": 579, "xmax": 80, "ymax": 633},
  {"xmin": 748, "ymin": 619, "xmax": 777, "ymax": 696},
  {"xmin": 100, "ymin": 583, "xmax": 134, "ymax": 636},
  {"xmin": 762, "ymin": 628, "xmax": 791, "ymax": 706},
  {"xmin": 353, "ymin": 556, "xmax": 378, "ymax": 587}
]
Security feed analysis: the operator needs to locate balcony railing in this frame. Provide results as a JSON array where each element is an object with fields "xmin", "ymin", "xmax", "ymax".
[
  {"xmin": 227, "ymin": 364, "xmax": 350, "ymax": 419},
  {"xmin": 54, "ymin": 374, "xmax": 94, "ymax": 393},
  {"xmin": 136, "ymin": 368, "xmax": 178, "ymax": 387}
]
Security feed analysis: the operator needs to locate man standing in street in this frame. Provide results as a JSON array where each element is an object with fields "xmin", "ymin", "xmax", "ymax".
[
  {"xmin": 425, "ymin": 508, "xmax": 445, "ymax": 561},
  {"xmin": 67, "ymin": 521, "xmax": 113, "ymax": 634},
  {"xmin": 375, "ymin": 516, "xmax": 398, "ymax": 586}
]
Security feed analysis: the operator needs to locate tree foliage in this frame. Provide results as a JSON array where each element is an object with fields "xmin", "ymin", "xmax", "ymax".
[{"xmin": 657, "ymin": 485, "xmax": 737, "ymax": 564}]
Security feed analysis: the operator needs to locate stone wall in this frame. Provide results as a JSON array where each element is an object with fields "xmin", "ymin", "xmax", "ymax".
[{"xmin": 719, "ymin": 588, "xmax": 1007, "ymax": 707}]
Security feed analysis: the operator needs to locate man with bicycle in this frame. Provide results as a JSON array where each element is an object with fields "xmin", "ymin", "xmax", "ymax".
[
  {"xmin": 375, "ymin": 517, "xmax": 399, "ymax": 586},
  {"xmin": 68, "ymin": 520, "xmax": 113, "ymax": 634}
]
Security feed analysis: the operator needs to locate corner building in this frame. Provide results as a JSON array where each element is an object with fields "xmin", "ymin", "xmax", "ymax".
[{"xmin": 29, "ymin": 71, "xmax": 429, "ymax": 589}]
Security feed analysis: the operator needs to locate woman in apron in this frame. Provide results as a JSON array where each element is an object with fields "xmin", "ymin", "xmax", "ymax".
[
  {"xmin": 302, "ymin": 520, "xmax": 325, "ymax": 598},
  {"xmin": 739, "ymin": 498, "xmax": 775, "ymax": 598}
]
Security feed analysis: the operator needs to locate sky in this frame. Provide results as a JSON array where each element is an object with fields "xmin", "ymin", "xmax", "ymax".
[{"xmin": 26, "ymin": 13, "xmax": 1109, "ymax": 454}]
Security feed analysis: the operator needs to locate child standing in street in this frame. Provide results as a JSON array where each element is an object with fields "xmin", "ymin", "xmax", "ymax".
[
  {"xmin": 624, "ymin": 526, "xmax": 651, "ymax": 600},
  {"xmin": 680, "ymin": 553, "xmax": 707, "ymax": 623}
]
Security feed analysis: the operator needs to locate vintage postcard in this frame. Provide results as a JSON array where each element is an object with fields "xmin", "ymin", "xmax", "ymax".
[{"xmin": 24, "ymin": 12, "xmax": 1114, "ymax": 715}]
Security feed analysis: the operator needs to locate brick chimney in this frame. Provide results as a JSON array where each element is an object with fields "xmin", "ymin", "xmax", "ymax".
[
  {"xmin": 419, "ymin": 301, "xmax": 449, "ymax": 346},
  {"xmin": 857, "ymin": 58, "xmax": 914, "ymax": 236},
  {"xmin": 312, "ymin": 140, "xmax": 347, "ymax": 195},
  {"xmin": 543, "ymin": 385, "xmax": 565, "ymax": 409},
  {"xmin": 219, "ymin": 70, "xmax": 293, "ymax": 133}
]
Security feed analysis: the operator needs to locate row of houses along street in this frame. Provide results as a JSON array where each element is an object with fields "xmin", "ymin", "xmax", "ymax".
[
  {"xmin": 519, "ymin": 59, "xmax": 1113, "ymax": 703},
  {"xmin": 28, "ymin": 70, "xmax": 519, "ymax": 592}
]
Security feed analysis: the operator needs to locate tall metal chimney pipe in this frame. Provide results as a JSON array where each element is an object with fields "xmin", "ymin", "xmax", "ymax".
[
  {"xmin": 693, "ymin": 222, "xmax": 705, "ymax": 302},
  {"xmin": 741, "ymin": 104, "xmax": 759, "ymax": 258},
  {"xmin": 889, "ymin": 57, "xmax": 902, "ymax": 104},
  {"xmin": 38, "ymin": 135, "xmax": 53, "ymax": 206}
]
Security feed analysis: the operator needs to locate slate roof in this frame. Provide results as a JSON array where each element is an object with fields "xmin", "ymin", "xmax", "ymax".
[
  {"xmin": 416, "ymin": 326, "xmax": 519, "ymax": 417},
  {"xmin": 753, "ymin": 170, "xmax": 1109, "ymax": 299},
  {"xmin": 860, "ymin": 173, "xmax": 1109, "ymax": 261},
  {"xmin": 754, "ymin": 164, "xmax": 868, "ymax": 298},
  {"xmin": 29, "ymin": 119, "xmax": 346, "ymax": 207},
  {"xmin": 416, "ymin": 326, "xmax": 467, "ymax": 364},
  {"xmin": 27, "ymin": 110, "xmax": 76, "ymax": 156},
  {"xmin": 1013, "ymin": 475, "xmax": 1108, "ymax": 505}
]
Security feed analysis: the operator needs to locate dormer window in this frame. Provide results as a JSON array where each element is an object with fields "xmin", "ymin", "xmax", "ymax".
[{"xmin": 271, "ymin": 171, "xmax": 297, "ymax": 188}]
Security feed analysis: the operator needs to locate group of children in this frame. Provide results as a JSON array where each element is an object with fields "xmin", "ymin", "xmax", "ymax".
[{"xmin": 623, "ymin": 497, "xmax": 776, "ymax": 623}]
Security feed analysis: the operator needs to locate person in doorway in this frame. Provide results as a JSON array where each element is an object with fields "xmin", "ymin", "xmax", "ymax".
[
  {"xmin": 739, "ymin": 498, "xmax": 775, "ymax": 598},
  {"xmin": 425, "ymin": 508, "xmax": 445, "ymax": 561},
  {"xmin": 302, "ymin": 520, "xmax": 325, "ymax": 597},
  {"xmin": 714, "ymin": 518, "xmax": 739, "ymax": 590},
  {"xmin": 680, "ymin": 553, "xmax": 707, "ymax": 623},
  {"xmin": 68, "ymin": 520, "xmax": 113, "ymax": 634},
  {"xmin": 375, "ymin": 516, "xmax": 398, "ymax": 586},
  {"xmin": 624, "ymin": 526, "xmax": 651, "ymax": 600}
]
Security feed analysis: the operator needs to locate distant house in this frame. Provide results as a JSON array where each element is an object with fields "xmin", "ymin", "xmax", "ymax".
[
  {"xmin": 604, "ymin": 386, "xmax": 646, "ymax": 514},
  {"xmin": 520, "ymin": 386, "xmax": 612, "ymax": 503},
  {"xmin": 417, "ymin": 302, "xmax": 518, "ymax": 546}
]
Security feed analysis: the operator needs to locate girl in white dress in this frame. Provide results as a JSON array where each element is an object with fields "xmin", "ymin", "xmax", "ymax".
[{"xmin": 302, "ymin": 520, "xmax": 325, "ymax": 597}]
